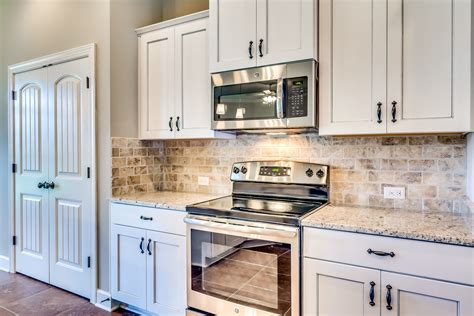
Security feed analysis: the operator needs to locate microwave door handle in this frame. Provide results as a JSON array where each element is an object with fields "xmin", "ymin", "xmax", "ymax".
[{"xmin": 276, "ymin": 77, "xmax": 284, "ymax": 119}]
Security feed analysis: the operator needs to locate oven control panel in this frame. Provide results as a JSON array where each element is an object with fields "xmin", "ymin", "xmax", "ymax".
[{"xmin": 259, "ymin": 166, "xmax": 291, "ymax": 177}]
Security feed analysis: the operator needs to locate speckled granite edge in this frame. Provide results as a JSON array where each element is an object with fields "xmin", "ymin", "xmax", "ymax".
[
  {"xmin": 110, "ymin": 191, "xmax": 223, "ymax": 211},
  {"xmin": 303, "ymin": 204, "xmax": 474, "ymax": 247}
]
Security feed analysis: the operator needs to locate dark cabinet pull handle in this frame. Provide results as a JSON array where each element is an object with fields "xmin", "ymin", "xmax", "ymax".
[
  {"xmin": 369, "ymin": 281, "xmax": 376, "ymax": 306},
  {"xmin": 139, "ymin": 237, "xmax": 145, "ymax": 254},
  {"xmin": 248, "ymin": 41, "xmax": 254, "ymax": 59},
  {"xmin": 258, "ymin": 39, "xmax": 264, "ymax": 57},
  {"xmin": 140, "ymin": 216, "xmax": 153, "ymax": 221},
  {"xmin": 169, "ymin": 117, "xmax": 173, "ymax": 131},
  {"xmin": 391, "ymin": 101, "xmax": 397, "ymax": 123},
  {"xmin": 38, "ymin": 182, "xmax": 46, "ymax": 189},
  {"xmin": 367, "ymin": 248, "xmax": 395, "ymax": 257},
  {"xmin": 376, "ymin": 102, "xmax": 382, "ymax": 124},
  {"xmin": 48, "ymin": 182, "xmax": 55, "ymax": 190},
  {"xmin": 176, "ymin": 116, "xmax": 180, "ymax": 131},
  {"xmin": 386, "ymin": 285, "xmax": 393, "ymax": 310},
  {"xmin": 147, "ymin": 239, "xmax": 152, "ymax": 255}
]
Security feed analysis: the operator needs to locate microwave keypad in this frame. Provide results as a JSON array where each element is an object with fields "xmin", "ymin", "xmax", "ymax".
[{"xmin": 287, "ymin": 77, "xmax": 308, "ymax": 118}]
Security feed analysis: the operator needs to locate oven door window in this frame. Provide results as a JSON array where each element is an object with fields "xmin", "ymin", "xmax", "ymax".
[
  {"xmin": 190, "ymin": 229, "xmax": 291, "ymax": 314},
  {"xmin": 214, "ymin": 80, "xmax": 281, "ymax": 121}
]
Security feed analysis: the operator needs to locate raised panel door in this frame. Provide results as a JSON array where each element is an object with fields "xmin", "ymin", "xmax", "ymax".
[
  {"xmin": 319, "ymin": 0, "xmax": 387, "ymax": 135},
  {"xmin": 146, "ymin": 230, "xmax": 186, "ymax": 315},
  {"xmin": 111, "ymin": 224, "xmax": 147, "ymax": 309},
  {"xmin": 14, "ymin": 68, "xmax": 50, "ymax": 283},
  {"xmin": 256, "ymin": 0, "xmax": 316, "ymax": 66},
  {"xmin": 381, "ymin": 272, "xmax": 473, "ymax": 316},
  {"xmin": 303, "ymin": 258, "xmax": 380, "ymax": 316},
  {"xmin": 209, "ymin": 0, "xmax": 257, "ymax": 72},
  {"xmin": 139, "ymin": 28, "xmax": 176, "ymax": 139},
  {"xmin": 387, "ymin": 0, "xmax": 472, "ymax": 133}
]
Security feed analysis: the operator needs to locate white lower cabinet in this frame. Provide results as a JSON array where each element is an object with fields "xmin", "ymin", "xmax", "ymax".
[
  {"xmin": 303, "ymin": 228, "xmax": 474, "ymax": 316},
  {"xmin": 110, "ymin": 203, "xmax": 187, "ymax": 315}
]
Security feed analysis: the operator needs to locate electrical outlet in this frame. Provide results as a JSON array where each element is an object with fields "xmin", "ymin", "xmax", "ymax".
[
  {"xmin": 198, "ymin": 176, "xmax": 209, "ymax": 186},
  {"xmin": 383, "ymin": 187, "xmax": 406, "ymax": 199}
]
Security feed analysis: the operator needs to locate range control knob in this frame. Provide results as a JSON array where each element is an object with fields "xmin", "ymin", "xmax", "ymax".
[
  {"xmin": 306, "ymin": 168, "xmax": 314, "ymax": 177},
  {"xmin": 233, "ymin": 167, "xmax": 240, "ymax": 174},
  {"xmin": 241, "ymin": 166, "xmax": 248, "ymax": 174},
  {"xmin": 316, "ymin": 169, "xmax": 325, "ymax": 178}
]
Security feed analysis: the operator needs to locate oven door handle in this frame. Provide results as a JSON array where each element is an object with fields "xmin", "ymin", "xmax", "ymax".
[
  {"xmin": 276, "ymin": 77, "xmax": 284, "ymax": 119},
  {"xmin": 184, "ymin": 216, "xmax": 298, "ymax": 239}
]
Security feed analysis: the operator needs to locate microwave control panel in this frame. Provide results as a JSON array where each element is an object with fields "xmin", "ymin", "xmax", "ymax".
[{"xmin": 286, "ymin": 77, "xmax": 308, "ymax": 118}]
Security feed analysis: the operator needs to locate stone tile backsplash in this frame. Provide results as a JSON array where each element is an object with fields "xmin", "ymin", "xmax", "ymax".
[{"xmin": 111, "ymin": 134, "xmax": 469, "ymax": 212}]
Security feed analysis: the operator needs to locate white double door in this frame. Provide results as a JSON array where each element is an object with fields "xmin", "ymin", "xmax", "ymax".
[{"xmin": 14, "ymin": 57, "xmax": 93, "ymax": 298}]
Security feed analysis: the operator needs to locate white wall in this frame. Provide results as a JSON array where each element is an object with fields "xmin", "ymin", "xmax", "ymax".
[{"xmin": 467, "ymin": 134, "xmax": 474, "ymax": 200}]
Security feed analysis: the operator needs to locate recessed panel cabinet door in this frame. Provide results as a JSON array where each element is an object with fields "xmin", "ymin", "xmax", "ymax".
[
  {"xmin": 381, "ymin": 272, "xmax": 473, "ymax": 316},
  {"xmin": 209, "ymin": 0, "xmax": 257, "ymax": 72},
  {"xmin": 319, "ymin": 0, "xmax": 387, "ymax": 135},
  {"xmin": 14, "ymin": 68, "xmax": 50, "ymax": 283},
  {"xmin": 303, "ymin": 258, "xmax": 380, "ymax": 316},
  {"xmin": 47, "ymin": 58, "xmax": 92, "ymax": 298},
  {"xmin": 146, "ymin": 231, "xmax": 186, "ymax": 315},
  {"xmin": 111, "ymin": 225, "xmax": 147, "ymax": 309},
  {"xmin": 256, "ymin": 0, "xmax": 316, "ymax": 66},
  {"xmin": 387, "ymin": 0, "xmax": 472, "ymax": 133},
  {"xmin": 139, "ymin": 28, "xmax": 175, "ymax": 139}
]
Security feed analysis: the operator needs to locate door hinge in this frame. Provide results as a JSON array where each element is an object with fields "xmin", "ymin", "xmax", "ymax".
[
  {"xmin": 11, "ymin": 90, "xmax": 17, "ymax": 101},
  {"xmin": 86, "ymin": 77, "xmax": 90, "ymax": 89},
  {"xmin": 87, "ymin": 167, "xmax": 91, "ymax": 179},
  {"xmin": 12, "ymin": 236, "xmax": 16, "ymax": 246},
  {"xmin": 87, "ymin": 256, "xmax": 91, "ymax": 268},
  {"xmin": 12, "ymin": 163, "xmax": 17, "ymax": 173}
]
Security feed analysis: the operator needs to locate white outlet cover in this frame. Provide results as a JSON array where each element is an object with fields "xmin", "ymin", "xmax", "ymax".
[
  {"xmin": 198, "ymin": 176, "xmax": 209, "ymax": 186},
  {"xmin": 383, "ymin": 187, "xmax": 406, "ymax": 199}
]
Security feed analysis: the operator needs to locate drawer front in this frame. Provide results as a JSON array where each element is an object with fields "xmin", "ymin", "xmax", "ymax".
[
  {"xmin": 111, "ymin": 202, "xmax": 186, "ymax": 236},
  {"xmin": 303, "ymin": 227, "xmax": 474, "ymax": 285}
]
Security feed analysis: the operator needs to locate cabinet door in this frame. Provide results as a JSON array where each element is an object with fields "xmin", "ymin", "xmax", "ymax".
[
  {"xmin": 256, "ymin": 0, "xmax": 316, "ymax": 66},
  {"xmin": 387, "ymin": 0, "xmax": 471, "ymax": 133},
  {"xmin": 174, "ymin": 19, "xmax": 213, "ymax": 139},
  {"xmin": 146, "ymin": 230, "xmax": 186, "ymax": 315},
  {"xmin": 303, "ymin": 258, "xmax": 380, "ymax": 316},
  {"xmin": 381, "ymin": 272, "xmax": 473, "ymax": 316},
  {"xmin": 111, "ymin": 225, "xmax": 147, "ymax": 309},
  {"xmin": 139, "ymin": 28, "xmax": 175, "ymax": 139},
  {"xmin": 319, "ymin": 0, "xmax": 387, "ymax": 135},
  {"xmin": 209, "ymin": 0, "xmax": 257, "ymax": 72}
]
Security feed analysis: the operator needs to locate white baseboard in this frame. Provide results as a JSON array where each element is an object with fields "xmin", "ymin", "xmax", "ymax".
[
  {"xmin": 0, "ymin": 256, "xmax": 10, "ymax": 272},
  {"xmin": 94, "ymin": 289, "xmax": 119, "ymax": 312}
]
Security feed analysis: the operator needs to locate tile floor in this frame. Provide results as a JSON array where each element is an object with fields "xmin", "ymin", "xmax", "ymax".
[{"xmin": 0, "ymin": 271, "xmax": 137, "ymax": 316}]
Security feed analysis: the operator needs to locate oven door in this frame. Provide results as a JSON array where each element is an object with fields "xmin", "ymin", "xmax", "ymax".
[
  {"xmin": 185, "ymin": 215, "xmax": 300, "ymax": 316},
  {"xmin": 211, "ymin": 64, "xmax": 287, "ymax": 131}
]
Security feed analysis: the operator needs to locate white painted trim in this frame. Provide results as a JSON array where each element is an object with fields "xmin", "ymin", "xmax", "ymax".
[
  {"xmin": 135, "ymin": 10, "xmax": 209, "ymax": 35},
  {"xmin": 7, "ymin": 43, "xmax": 98, "ymax": 304},
  {"xmin": 0, "ymin": 255, "xmax": 10, "ymax": 272},
  {"xmin": 95, "ymin": 289, "xmax": 120, "ymax": 312},
  {"xmin": 467, "ymin": 133, "xmax": 474, "ymax": 201}
]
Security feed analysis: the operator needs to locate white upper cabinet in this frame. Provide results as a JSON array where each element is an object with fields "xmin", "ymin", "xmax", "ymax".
[
  {"xmin": 137, "ymin": 12, "xmax": 234, "ymax": 140},
  {"xmin": 320, "ymin": 0, "xmax": 474, "ymax": 135},
  {"xmin": 319, "ymin": 0, "xmax": 387, "ymax": 135},
  {"xmin": 209, "ymin": 0, "xmax": 258, "ymax": 72},
  {"xmin": 209, "ymin": 0, "xmax": 317, "ymax": 73}
]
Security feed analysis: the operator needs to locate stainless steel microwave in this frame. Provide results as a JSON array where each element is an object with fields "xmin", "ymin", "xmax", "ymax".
[{"xmin": 211, "ymin": 60, "xmax": 317, "ymax": 133}]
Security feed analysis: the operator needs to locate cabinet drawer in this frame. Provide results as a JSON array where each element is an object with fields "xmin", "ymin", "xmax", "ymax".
[
  {"xmin": 111, "ymin": 202, "xmax": 186, "ymax": 236},
  {"xmin": 303, "ymin": 228, "xmax": 473, "ymax": 285}
]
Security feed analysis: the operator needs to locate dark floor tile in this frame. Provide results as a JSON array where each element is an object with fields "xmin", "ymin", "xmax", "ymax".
[
  {"xmin": 0, "ymin": 307, "xmax": 16, "ymax": 316},
  {"xmin": 0, "ymin": 274, "xmax": 50, "ymax": 305}
]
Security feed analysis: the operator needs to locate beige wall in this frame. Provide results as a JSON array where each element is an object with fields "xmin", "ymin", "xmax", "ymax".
[
  {"xmin": 161, "ymin": 0, "xmax": 209, "ymax": 20},
  {"xmin": 110, "ymin": 0, "xmax": 162, "ymax": 138},
  {"xmin": 0, "ymin": 0, "xmax": 7, "ymax": 261},
  {"xmin": 0, "ymin": 0, "xmax": 111, "ymax": 290}
]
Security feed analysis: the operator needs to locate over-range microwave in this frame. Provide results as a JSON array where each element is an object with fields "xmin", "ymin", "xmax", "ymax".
[{"xmin": 211, "ymin": 60, "xmax": 318, "ymax": 133}]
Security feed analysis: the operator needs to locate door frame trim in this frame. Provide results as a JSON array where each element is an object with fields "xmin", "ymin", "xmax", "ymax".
[{"xmin": 7, "ymin": 43, "xmax": 97, "ymax": 303}]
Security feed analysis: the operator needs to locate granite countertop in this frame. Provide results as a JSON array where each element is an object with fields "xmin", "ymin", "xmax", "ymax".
[
  {"xmin": 110, "ymin": 191, "xmax": 223, "ymax": 211},
  {"xmin": 303, "ymin": 204, "xmax": 473, "ymax": 247}
]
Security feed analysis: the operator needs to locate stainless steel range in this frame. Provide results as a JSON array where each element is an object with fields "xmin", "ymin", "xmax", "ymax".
[{"xmin": 185, "ymin": 161, "xmax": 329, "ymax": 316}]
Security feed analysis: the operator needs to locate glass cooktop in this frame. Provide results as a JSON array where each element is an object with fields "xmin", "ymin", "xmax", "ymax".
[{"xmin": 186, "ymin": 195, "xmax": 326, "ymax": 226}]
